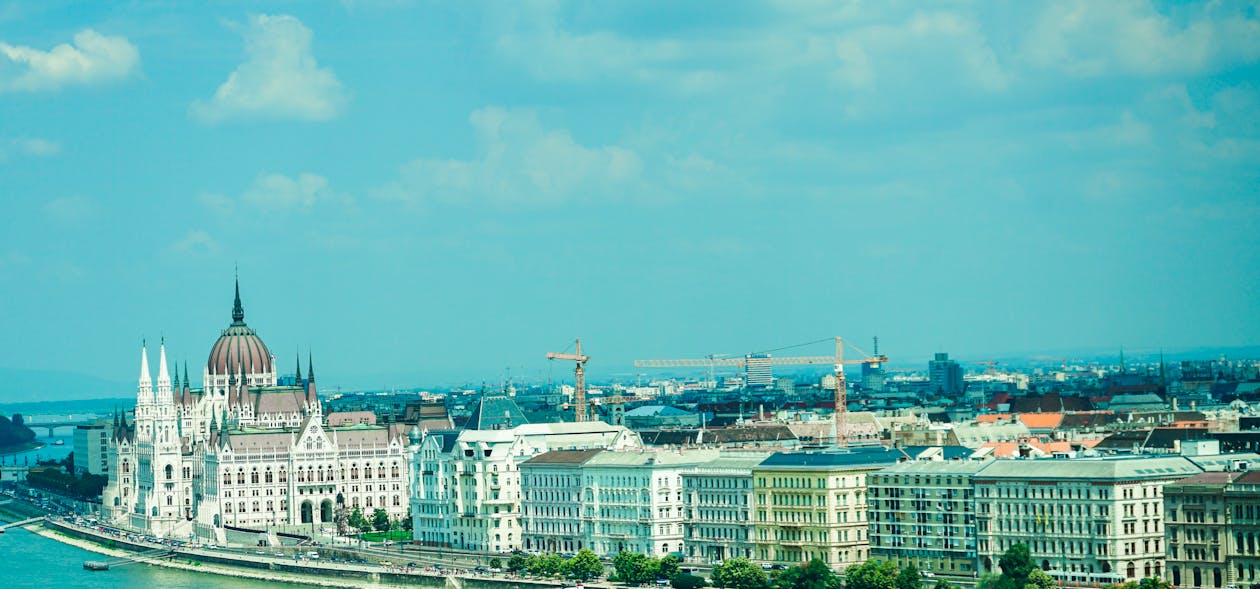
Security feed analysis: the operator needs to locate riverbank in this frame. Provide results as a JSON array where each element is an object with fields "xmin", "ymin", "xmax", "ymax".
[
  {"xmin": 32, "ymin": 525, "xmax": 403, "ymax": 589},
  {"xmin": 39, "ymin": 518, "xmax": 574, "ymax": 589},
  {"xmin": 0, "ymin": 440, "xmax": 44, "ymax": 456}
]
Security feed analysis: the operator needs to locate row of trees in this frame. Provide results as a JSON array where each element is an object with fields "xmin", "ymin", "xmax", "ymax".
[
  {"xmin": 26, "ymin": 466, "xmax": 108, "ymax": 500},
  {"xmin": 332, "ymin": 506, "xmax": 410, "ymax": 535},
  {"xmin": 978, "ymin": 544, "xmax": 1172, "ymax": 589},
  {"xmin": 506, "ymin": 548, "xmax": 606, "ymax": 581}
]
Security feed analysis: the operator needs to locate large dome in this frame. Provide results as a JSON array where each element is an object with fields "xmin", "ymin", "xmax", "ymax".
[{"xmin": 206, "ymin": 280, "xmax": 273, "ymax": 376}]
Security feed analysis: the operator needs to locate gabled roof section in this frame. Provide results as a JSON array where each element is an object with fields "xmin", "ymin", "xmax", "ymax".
[{"xmin": 463, "ymin": 394, "xmax": 529, "ymax": 430}]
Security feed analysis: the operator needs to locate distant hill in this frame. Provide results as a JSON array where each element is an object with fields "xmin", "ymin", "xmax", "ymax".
[{"xmin": 0, "ymin": 367, "xmax": 130, "ymax": 404}]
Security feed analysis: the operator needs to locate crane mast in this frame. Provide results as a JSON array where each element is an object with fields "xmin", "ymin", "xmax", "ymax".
[{"xmin": 546, "ymin": 338, "xmax": 590, "ymax": 422}]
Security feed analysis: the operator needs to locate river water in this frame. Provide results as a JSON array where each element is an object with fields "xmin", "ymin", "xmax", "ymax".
[{"xmin": 0, "ymin": 525, "xmax": 312, "ymax": 589}]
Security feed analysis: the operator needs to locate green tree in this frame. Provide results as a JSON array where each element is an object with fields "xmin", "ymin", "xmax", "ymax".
[
  {"xmin": 712, "ymin": 558, "xmax": 769, "ymax": 589},
  {"xmin": 845, "ymin": 559, "xmax": 899, "ymax": 589},
  {"xmin": 348, "ymin": 506, "xmax": 367, "ymax": 532},
  {"xmin": 567, "ymin": 549, "xmax": 606, "ymax": 581},
  {"xmin": 1024, "ymin": 569, "xmax": 1054, "ymax": 589},
  {"xmin": 1137, "ymin": 578, "xmax": 1173, "ymax": 589},
  {"xmin": 333, "ymin": 507, "xmax": 349, "ymax": 536},
  {"xmin": 998, "ymin": 544, "xmax": 1034, "ymax": 589},
  {"xmin": 539, "ymin": 554, "xmax": 566, "ymax": 577},
  {"xmin": 934, "ymin": 580, "xmax": 956, "ymax": 589},
  {"xmin": 614, "ymin": 551, "xmax": 655, "ymax": 584},
  {"xmin": 776, "ymin": 559, "xmax": 838, "ymax": 589},
  {"xmin": 372, "ymin": 508, "xmax": 390, "ymax": 532},
  {"xmin": 896, "ymin": 565, "xmax": 922, "ymax": 589},
  {"xmin": 673, "ymin": 573, "xmax": 708, "ymax": 589},
  {"xmin": 976, "ymin": 573, "xmax": 1006, "ymax": 589},
  {"xmin": 489, "ymin": 558, "xmax": 503, "ymax": 570},
  {"xmin": 660, "ymin": 555, "xmax": 682, "ymax": 580},
  {"xmin": 507, "ymin": 554, "xmax": 529, "ymax": 573}
]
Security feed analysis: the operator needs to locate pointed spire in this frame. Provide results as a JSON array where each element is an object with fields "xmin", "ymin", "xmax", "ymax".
[
  {"xmin": 157, "ymin": 338, "xmax": 172, "ymax": 403},
  {"xmin": 138, "ymin": 341, "xmax": 153, "ymax": 403},
  {"xmin": 183, "ymin": 360, "xmax": 190, "ymax": 389},
  {"xmin": 232, "ymin": 272, "xmax": 245, "ymax": 325},
  {"xmin": 307, "ymin": 351, "xmax": 315, "ymax": 382},
  {"xmin": 296, "ymin": 351, "xmax": 303, "ymax": 387}
]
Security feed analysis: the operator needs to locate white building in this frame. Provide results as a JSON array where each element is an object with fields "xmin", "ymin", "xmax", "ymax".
[
  {"xmin": 410, "ymin": 396, "xmax": 642, "ymax": 553},
  {"xmin": 974, "ymin": 455, "xmax": 1203, "ymax": 581},
  {"xmin": 102, "ymin": 280, "xmax": 415, "ymax": 541},
  {"xmin": 682, "ymin": 452, "xmax": 771, "ymax": 563},
  {"xmin": 582, "ymin": 448, "xmax": 721, "ymax": 557},
  {"xmin": 74, "ymin": 421, "xmax": 112, "ymax": 476}
]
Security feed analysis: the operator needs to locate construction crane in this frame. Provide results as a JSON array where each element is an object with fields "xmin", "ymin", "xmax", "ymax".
[
  {"xmin": 634, "ymin": 336, "xmax": 888, "ymax": 447},
  {"xmin": 547, "ymin": 338, "xmax": 590, "ymax": 423}
]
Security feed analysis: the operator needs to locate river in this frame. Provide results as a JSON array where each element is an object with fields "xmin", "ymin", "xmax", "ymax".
[{"xmin": 0, "ymin": 525, "xmax": 313, "ymax": 589}]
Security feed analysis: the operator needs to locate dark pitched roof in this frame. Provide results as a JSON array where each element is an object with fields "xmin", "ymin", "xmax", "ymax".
[
  {"xmin": 1167, "ymin": 471, "xmax": 1240, "ymax": 487},
  {"xmin": 521, "ymin": 449, "xmax": 604, "ymax": 465},
  {"xmin": 1059, "ymin": 412, "xmax": 1122, "ymax": 429},
  {"xmin": 463, "ymin": 394, "xmax": 529, "ymax": 430},
  {"xmin": 643, "ymin": 430, "xmax": 698, "ymax": 445},
  {"xmin": 757, "ymin": 447, "xmax": 903, "ymax": 469},
  {"xmin": 1145, "ymin": 427, "xmax": 1211, "ymax": 449},
  {"xmin": 1010, "ymin": 392, "xmax": 1094, "ymax": 413},
  {"xmin": 1095, "ymin": 429, "xmax": 1152, "ymax": 450}
]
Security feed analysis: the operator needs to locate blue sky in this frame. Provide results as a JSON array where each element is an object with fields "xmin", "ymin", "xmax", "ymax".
[{"xmin": 1, "ymin": 1, "xmax": 1258, "ymax": 395}]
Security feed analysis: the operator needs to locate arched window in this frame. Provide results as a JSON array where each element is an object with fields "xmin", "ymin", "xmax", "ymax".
[
  {"xmin": 267, "ymin": 500, "xmax": 273, "ymax": 512},
  {"xmin": 237, "ymin": 470, "xmax": 245, "ymax": 485},
  {"xmin": 392, "ymin": 466, "xmax": 400, "ymax": 478},
  {"xmin": 225, "ymin": 503, "xmax": 233, "ymax": 513},
  {"xmin": 251, "ymin": 470, "xmax": 259, "ymax": 484},
  {"xmin": 279, "ymin": 469, "xmax": 287, "ymax": 483},
  {"xmin": 165, "ymin": 464, "xmax": 174, "ymax": 480},
  {"xmin": 265, "ymin": 470, "xmax": 273, "ymax": 483},
  {"xmin": 223, "ymin": 471, "xmax": 232, "ymax": 485}
]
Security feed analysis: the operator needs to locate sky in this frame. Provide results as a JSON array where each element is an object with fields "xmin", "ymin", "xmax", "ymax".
[{"xmin": 1, "ymin": 1, "xmax": 1258, "ymax": 398}]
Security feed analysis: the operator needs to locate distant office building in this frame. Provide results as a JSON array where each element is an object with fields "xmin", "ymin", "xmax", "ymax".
[
  {"xmin": 929, "ymin": 353, "xmax": 964, "ymax": 395},
  {"xmin": 73, "ymin": 421, "xmax": 112, "ymax": 476},
  {"xmin": 861, "ymin": 361, "xmax": 885, "ymax": 392},
  {"xmin": 745, "ymin": 354, "xmax": 773, "ymax": 388}
]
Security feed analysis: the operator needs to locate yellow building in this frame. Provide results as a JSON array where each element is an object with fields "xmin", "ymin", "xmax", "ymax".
[{"xmin": 751, "ymin": 448, "xmax": 902, "ymax": 569}]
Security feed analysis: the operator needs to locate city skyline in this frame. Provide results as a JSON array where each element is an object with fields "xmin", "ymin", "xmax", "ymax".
[{"xmin": 2, "ymin": 2, "xmax": 1258, "ymax": 398}]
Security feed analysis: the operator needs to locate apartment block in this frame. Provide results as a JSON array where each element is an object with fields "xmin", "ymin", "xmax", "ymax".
[
  {"xmin": 682, "ymin": 452, "xmax": 772, "ymax": 563},
  {"xmin": 868, "ymin": 460, "xmax": 986, "ymax": 575},
  {"xmin": 751, "ymin": 448, "xmax": 902, "ymax": 568}
]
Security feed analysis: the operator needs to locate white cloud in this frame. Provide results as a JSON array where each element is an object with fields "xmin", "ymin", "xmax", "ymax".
[
  {"xmin": 198, "ymin": 172, "xmax": 349, "ymax": 216},
  {"xmin": 0, "ymin": 29, "xmax": 139, "ymax": 92},
  {"xmin": 192, "ymin": 14, "xmax": 346, "ymax": 123},
  {"xmin": 377, "ymin": 107, "xmax": 642, "ymax": 206},
  {"xmin": 242, "ymin": 172, "xmax": 349, "ymax": 210},
  {"xmin": 1021, "ymin": 0, "xmax": 1260, "ymax": 77},
  {"xmin": 41, "ymin": 196, "xmax": 97, "ymax": 224},
  {"xmin": 169, "ymin": 230, "xmax": 219, "ymax": 255},
  {"xmin": 0, "ymin": 137, "xmax": 60, "ymax": 160}
]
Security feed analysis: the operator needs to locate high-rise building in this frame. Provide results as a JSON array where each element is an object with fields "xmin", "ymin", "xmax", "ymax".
[
  {"xmin": 929, "ymin": 353, "xmax": 964, "ymax": 395},
  {"xmin": 745, "ymin": 354, "xmax": 773, "ymax": 388},
  {"xmin": 74, "ymin": 421, "xmax": 112, "ymax": 476}
]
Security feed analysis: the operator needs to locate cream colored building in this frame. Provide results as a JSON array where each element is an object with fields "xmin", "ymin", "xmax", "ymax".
[
  {"xmin": 1164, "ymin": 468, "xmax": 1260, "ymax": 589},
  {"xmin": 751, "ymin": 448, "xmax": 902, "ymax": 568}
]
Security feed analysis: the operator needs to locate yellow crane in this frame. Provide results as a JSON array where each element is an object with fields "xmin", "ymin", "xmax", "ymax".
[
  {"xmin": 547, "ymin": 338, "xmax": 590, "ymax": 422},
  {"xmin": 634, "ymin": 336, "xmax": 887, "ymax": 447}
]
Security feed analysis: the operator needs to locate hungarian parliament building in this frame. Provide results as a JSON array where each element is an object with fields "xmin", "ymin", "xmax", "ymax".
[{"xmin": 101, "ymin": 281, "xmax": 415, "ymax": 542}]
